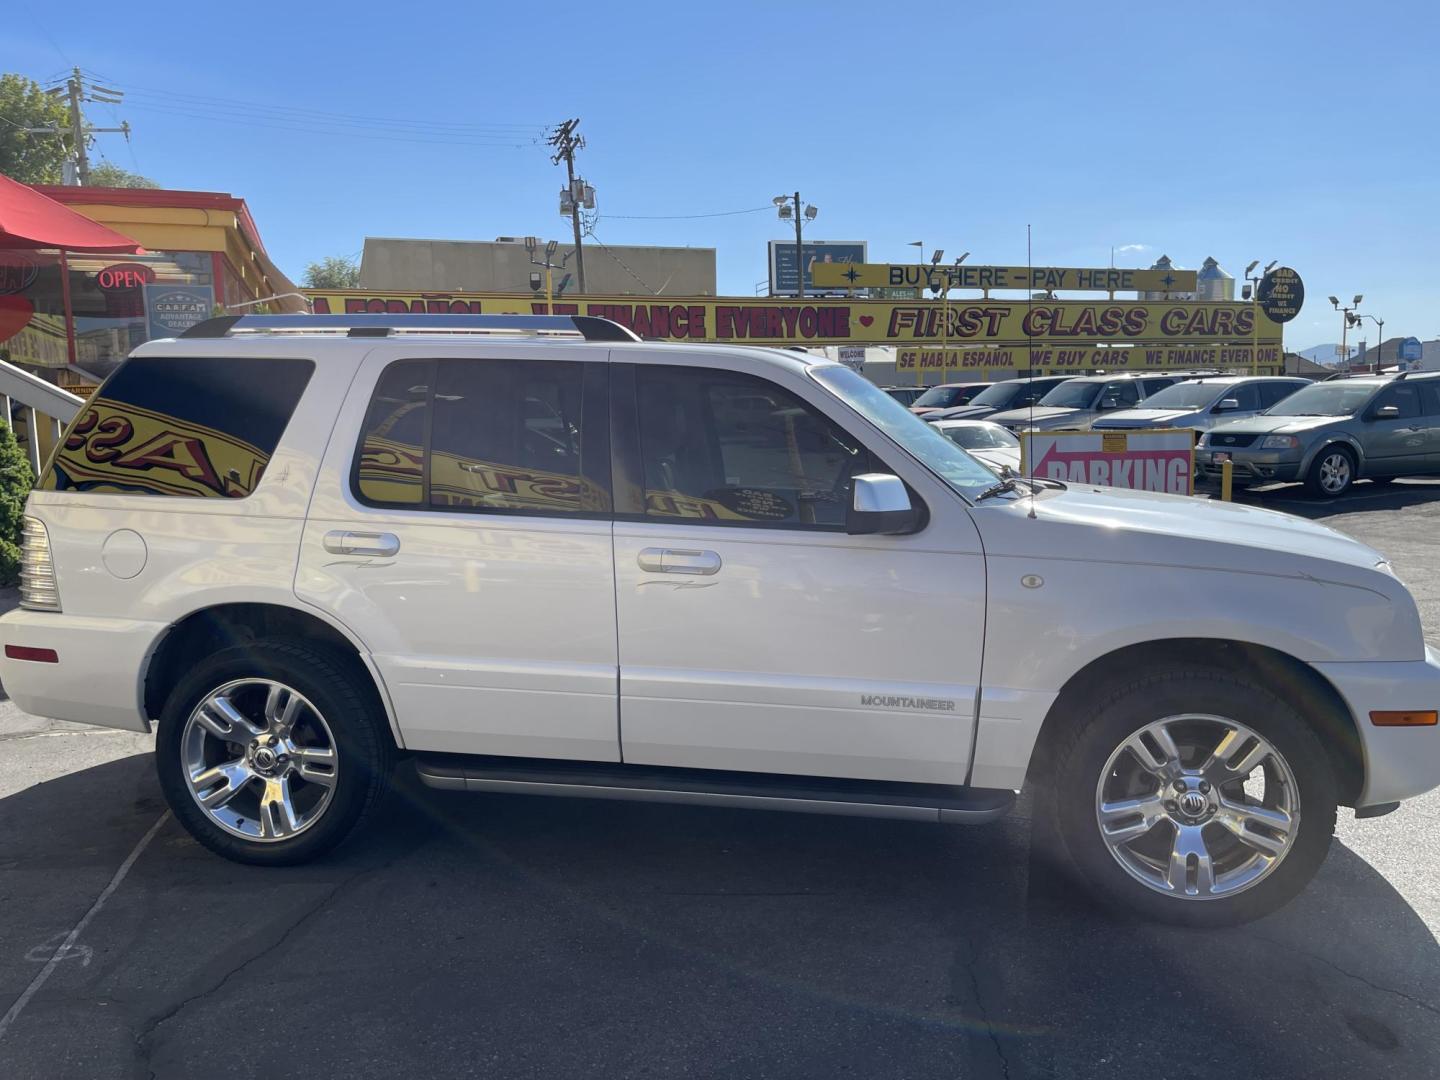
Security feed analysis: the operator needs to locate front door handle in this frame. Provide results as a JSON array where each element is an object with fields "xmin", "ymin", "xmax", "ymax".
[
  {"xmin": 323, "ymin": 530, "xmax": 400, "ymax": 557},
  {"xmin": 637, "ymin": 547, "xmax": 722, "ymax": 575}
]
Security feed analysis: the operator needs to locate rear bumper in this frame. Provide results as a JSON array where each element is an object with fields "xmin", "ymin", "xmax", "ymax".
[
  {"xmin": 1312, "ymin": 647, "xmax": 1440, "ymax": 808},
  {"xmin": 0, "ymin": 609, "xmax": 165, "ymax": 733}
]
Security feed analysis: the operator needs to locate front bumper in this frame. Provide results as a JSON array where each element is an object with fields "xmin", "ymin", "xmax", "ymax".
[
  {"xmin": 1312, "ymin": 647, "xmax": 1440, "ymax": 808},
  {"xmin": 0, "ymin": 609, "xmax": 166, "ymax": 733},
  {"xmin": 1196, "ymin": 446, "xmax": 1304, "ymax": 484}
]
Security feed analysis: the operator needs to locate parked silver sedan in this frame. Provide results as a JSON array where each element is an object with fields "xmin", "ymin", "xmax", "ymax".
[{"xmin": 928, "ymin": 418, "xmax": 1022, "ymax": 475}]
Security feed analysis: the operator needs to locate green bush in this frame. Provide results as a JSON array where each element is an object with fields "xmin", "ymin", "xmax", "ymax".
[{"xmin": 0, "ymin": 420, "xmax": 34, "ymax": 585}]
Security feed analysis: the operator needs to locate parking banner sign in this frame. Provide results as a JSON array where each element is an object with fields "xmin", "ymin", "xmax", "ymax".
[{"xmin": 1021, "ymin": 429, "xmax": 1195, "ymax": 495}]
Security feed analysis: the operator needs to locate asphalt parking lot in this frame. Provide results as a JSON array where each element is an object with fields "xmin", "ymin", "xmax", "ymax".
[{"xmin": 2, "ymin": 482, "xmax": 1439, "ymax": 1080}]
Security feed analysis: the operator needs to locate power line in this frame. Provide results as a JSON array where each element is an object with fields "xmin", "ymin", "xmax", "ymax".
[
  {"xmin": 118, "ymin": 101, "xmax": 544, "ymax": 148},
  {"xmin": 601, "ymin": 205, "xmax": 772, "ymax": 220},
  {"xmin": 99, "ymin": 80, "xmax": 546, "ymax": 135},
  {"xmin": 583, "ymin": 223, "xmax": 657, "ymax": 294}
]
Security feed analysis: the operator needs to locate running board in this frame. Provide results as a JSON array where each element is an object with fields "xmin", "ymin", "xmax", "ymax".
[{"xmin": 412, "ymin": 754, "xmax": 1015, "ymax": 824}]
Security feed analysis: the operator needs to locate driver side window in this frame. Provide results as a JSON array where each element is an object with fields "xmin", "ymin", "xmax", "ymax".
[
  {"xmin": 1099, "ymin": 381, "xmax": 1140, "ymax": 409},
  {"xmin": 636, "ymin": 366, "xmax": 874, "ymax": 528},
  {"xmin": 1373, "ymin": 384, "xmax": 1422, "ymax": 420}
]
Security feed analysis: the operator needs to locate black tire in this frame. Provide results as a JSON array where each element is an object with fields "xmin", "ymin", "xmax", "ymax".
[
  {"xmin": 1304, "ymin": 444, "xmax": 1355, "ymax": 498},
  {"xmin": 1043, "ymin": 668, "xmax": 1337, "ymax": 927},
  {"xmin": 156, "ymin": 640, "xmax": 394, "ymax": 866}
]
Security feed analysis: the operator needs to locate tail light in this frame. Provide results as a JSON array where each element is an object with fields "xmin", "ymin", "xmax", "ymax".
[{"xmin": 19, "ymin": 516, "xmax": 61, "ymax": 611}]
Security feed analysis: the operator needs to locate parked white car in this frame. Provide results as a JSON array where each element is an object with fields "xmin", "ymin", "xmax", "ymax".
[
  {"xmin": 4, "ymin": 314, "xmax": 1438, "ymax": 927},
  {"xmin": 1091, "ymin": 376, "xmax": 1309, "ymax": 434},
  {"xmin": 929, "ymin": 419, "xmax": 1022, "ymax": 475}
]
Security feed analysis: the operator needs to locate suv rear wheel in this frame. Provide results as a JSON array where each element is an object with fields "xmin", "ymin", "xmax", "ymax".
[
  {"xmin": 1045, "ymin": 668, "xmax": 1337, "ymax": 926},
  {"xmin": 156, "ymin": 640, "xmax": 393, "ymax": 865},
  {"xmin": 1305, "ymin": 445, "xmax": 1355, "ymax": 497}
]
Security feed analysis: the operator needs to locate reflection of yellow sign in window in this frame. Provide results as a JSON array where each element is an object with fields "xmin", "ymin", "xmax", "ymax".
[
  {"xmin": 45, "ymin": 400, "xmax": 270, "ymax": 498},
  {"xmin": 357, "ymin": 435, "xmax": 608, "ymax": 513}
]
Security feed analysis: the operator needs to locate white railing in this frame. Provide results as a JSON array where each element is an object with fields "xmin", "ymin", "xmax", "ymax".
[{"xmin": 0, "ymin": 359, "xmax": 84, "ymax": 474}]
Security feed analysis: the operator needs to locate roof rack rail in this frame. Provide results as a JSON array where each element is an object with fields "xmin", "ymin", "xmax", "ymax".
[{"xmin": 180, "ymin": 313, "xmax": 641, "ymax": 343}]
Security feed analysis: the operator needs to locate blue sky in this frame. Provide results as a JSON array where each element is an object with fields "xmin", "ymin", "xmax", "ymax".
[{"xmin": 6, "ymin": 0, "xmax": 1436, "ymax": 350}]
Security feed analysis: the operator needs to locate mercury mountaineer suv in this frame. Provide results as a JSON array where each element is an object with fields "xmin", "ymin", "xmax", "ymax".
[{"xmin": 4, "ymin": 314, "xmax": 1438, "ymax": 927}]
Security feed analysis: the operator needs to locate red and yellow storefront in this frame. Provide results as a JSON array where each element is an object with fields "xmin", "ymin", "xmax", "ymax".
[{"xmin": 0, "ymin": 186, "xmax": 302, "ymax": 389}]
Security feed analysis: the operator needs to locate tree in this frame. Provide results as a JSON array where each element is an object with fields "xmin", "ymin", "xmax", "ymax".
[
  {"xmin": 0, "ymin": 73, "xmax": 70, "ymax": 185},
  {"xmin": 304, "ymin": 256, "xmax": 361, "ymax": 289},
  {"xmin": 0, "ymin": 419, "xmax": 34, "ymax": 585},
  {"xmin": 88, "ymin": 161, "xmax": 159, "ymax": 188}
]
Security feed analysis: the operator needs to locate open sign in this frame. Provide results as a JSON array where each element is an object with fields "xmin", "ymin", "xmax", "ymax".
[{"xmin": 95, "ymin": 263, "xmax": 156, "ymax": 291}]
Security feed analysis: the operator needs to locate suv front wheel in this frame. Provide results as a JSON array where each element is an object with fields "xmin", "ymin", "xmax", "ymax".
[
  {"xmin": 1305, "ymin": 445, "xmax": 1355, "ymax": 497},
  {"xmin": 1046, "ymin": 668, "xmax": 1337, "ymax": 926},
  {"xmin": 156, "ymin": 640, "xmax": 394, "ymax": 865}
]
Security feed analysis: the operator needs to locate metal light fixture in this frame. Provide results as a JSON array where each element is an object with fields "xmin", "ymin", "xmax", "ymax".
[
  {"xmin": 1328, "ymin": 296, "xmax": 1340, "ymax": 306},
  {"xmin": 545, "ymin": 239, "xmax": 558, "ymax": 258},
  {"xmin": 524, "ymin": 236, "xmax": 538, "ymax": 254},
  {"xmin": 803, "ymin": 205, "xmax": 818, "ymax": 221},
  {"xmin": 1353, "ymin": 294, "xmax": 1363, "ymax": 306},
  {"xmin": 931, "ymin": 249, "xmax": 945, "ymax": 265},
  {"xmin": 956, "ymin": 252, "xmax": 969, "ymax": 265},
  {"xmin": 1264, "ymin": 260, "xmax": 1278, "ymax": 272},
  {"xmin": 1245, "ymin": 260, "xmax": 1260, "ymax": 275},
  {"xmin": 772, "ymin": 196, "xmax": 788, "ymax": 207}
]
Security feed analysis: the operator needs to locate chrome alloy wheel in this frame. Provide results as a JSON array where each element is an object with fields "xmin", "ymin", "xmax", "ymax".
[
  {"xmin": 1317, "ymin": 451, "xmax": 1352, "ymax": 494},
  {"xmin": 1094, "ymin": 714, "xmax": 1300, "ymax": 900},
  {"xmin": 181, "ymin": 679, "xmax": 339, "ymax": 842}
]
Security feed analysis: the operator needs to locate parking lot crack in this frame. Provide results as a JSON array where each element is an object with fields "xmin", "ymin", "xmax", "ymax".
[
  {"xmin": 959, "ymin": 933, "xmax": 1012, "ymax": 1079},
  {"xmin": 133, "ymin": 857, "xmax": 391, "ymax": 1072},
  {"xmin": 1248, "ymin": 933, "xmax": 1440, "ymax": 1017}
]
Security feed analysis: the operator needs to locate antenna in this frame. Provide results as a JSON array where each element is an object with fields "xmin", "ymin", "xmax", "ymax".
[{"xmin": 1026, "ymin": 224, "xmax": 1037, "ymax": 518}]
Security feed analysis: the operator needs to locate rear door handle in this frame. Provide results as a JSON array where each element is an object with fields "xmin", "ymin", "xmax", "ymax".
[
  {"xmin": 636, "ymin": 547, "xmax": 721, "ymax": 575},
  {"xmin": 323, "ymin": 530, "xmax": 400, "ymax": 557}
]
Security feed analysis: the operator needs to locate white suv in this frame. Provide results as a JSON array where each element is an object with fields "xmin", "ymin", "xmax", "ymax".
[{"xmin": 4, "ymin": 314, "xmax": 1439, "ymax": 927}]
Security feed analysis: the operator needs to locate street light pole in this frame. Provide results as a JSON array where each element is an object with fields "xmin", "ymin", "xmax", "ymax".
[
  {"xmin": 1330, "ymin": 294, "xmax": 1364, "ymax": 370},
  {"xmin": 793, "ymin": 192, "xmax": 805, "ymax": 300}
]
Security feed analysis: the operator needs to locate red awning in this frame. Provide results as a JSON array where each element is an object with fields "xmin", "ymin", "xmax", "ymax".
[{"xmin": 0, "ymin": 173, "xmax": 144, "ymax": 253}]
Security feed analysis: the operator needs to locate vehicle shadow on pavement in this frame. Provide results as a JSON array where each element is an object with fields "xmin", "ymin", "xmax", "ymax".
[
  {"xmin": 1, "ymin": 755, "xmax": 1437, "ymax": 1080},
  {"xmin": 1233, "ymin": 479, "xmax": 1440, "ymax": 520}
]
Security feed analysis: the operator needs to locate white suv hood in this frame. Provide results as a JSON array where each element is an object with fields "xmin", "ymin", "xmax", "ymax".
[{"xmin": 980, "ymin": 483, "xmax": 1389, "ymax": 576}]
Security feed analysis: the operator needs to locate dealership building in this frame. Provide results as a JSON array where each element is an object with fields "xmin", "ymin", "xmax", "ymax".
[{"xmin": 0, "ymin": 185, "xmax": 301, "ymax": 388}]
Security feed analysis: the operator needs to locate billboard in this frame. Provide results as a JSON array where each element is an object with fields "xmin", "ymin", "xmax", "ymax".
[
  {"xmin": 813, "ymin": 263, "xmax": 1198, "ymax": 294},
  {"xmin": 308, "ymin": 292, "xmax": 1282, "ymax": 352},
  {"xmin": 767, "ymin": 240, "xmax": 867, "ymax": 295},
  {"xmin": 1020, "ymin": 429, "xmax": 1195, "ymax": 494}
]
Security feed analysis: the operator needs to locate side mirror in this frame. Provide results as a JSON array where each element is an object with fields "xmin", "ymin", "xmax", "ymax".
[
  {"xmin": 847, "ymin": 474, "xmax": 920, "ymax": 535},
  {"xmin": 1373, "ymin": 404, "xmax": 1401, "ymax": 420},
  {"xmin": 1213, "ymin": 398, "xmax": 1241, "ymax": 412}
]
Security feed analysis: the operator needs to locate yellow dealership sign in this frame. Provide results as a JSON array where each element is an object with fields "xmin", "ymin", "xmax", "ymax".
[
  {"xmin": 810, "ymin": 263, "xmax": 1199, "ymax": 293},
  {"xmin": 898, "ymin": 343, "xmax": 1284, "ymax": 372},
  {"xmin": 308, "ymin": 291, "xmax": 1279, "ymax": 350}
]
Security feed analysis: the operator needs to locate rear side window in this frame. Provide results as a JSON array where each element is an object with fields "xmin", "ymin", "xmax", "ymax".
[
  {"xmin": 42, "ymin": 356, "xmax": 313, "ymax": 498},
  {"xmin": 354, "ymin": 357, "xmax": 610, "ymax": 516}
]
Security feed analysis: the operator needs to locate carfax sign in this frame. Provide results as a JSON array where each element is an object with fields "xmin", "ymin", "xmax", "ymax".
[
  {"xmin": 144, "ymin": 285, "xmax": 214, "ymax": 340},
  {"xmin": 1020, "ymin": 429, "xmax": 1196, "ymax": 495}
]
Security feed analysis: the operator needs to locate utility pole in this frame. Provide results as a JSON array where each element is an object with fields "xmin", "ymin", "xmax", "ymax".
[
  {"xmin": 66, "ymin": 72, "xmax": 90, "ymax": 186},
  {"xmin": 548, "ymin": 119, "xmax": 588, "ymax": 294},
  {"xmin": 47, "ymin": 69, "xmax": 130, "ymax": 186}
]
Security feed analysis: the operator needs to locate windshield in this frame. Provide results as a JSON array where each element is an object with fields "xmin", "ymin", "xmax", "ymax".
[
  {"xmin": 1265, "ymin": 382, "xmax": 1378, "ymax": 417},
  {"xmin": 967, "ymin": 382, "xmax": 1023, "ymax": 408},
  {"xmin": 1137, "ymin": 382, "xmax": 1224, "ymax": 409},
  {"xmin": 938, "ymin": 424, "xmax": 1019, "ymax": 450},
  {"xmin": 811, "ymin": 366, "xmax": 1004, "ymax": 500},
  {"xmin": 1037, "ymin": 381, "xmax": 1102, "ymax": 409},
  {"xmin": 912, "ymin": 384, "xmax": 975, "ymax": 408}
]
